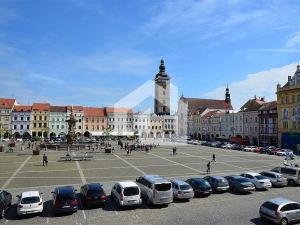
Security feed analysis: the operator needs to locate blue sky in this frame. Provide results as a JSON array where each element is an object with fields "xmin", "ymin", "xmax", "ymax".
[{"xmin": 1, "ymin": 0, "xmax": 300, "ymax": 110}]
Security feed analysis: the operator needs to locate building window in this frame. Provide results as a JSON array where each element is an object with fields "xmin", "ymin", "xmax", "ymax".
[
  {"xmin": 34, "ymin": 123, "xmax": 36, "ymax": 128},
  {"xmin": 27, "ymin": 117, "xmax": 30, "ymax": 121},
  {"xmin": 39, "ymin": 123, "xmax": 42, "ymax": 128},
  {"xmin": 78, "ymin": 119, "xmax": 81, "ymax": 122},
  {"xmin": 78, "ymin": 126, "xmax": 81, "ymax": 129},
  {"xmin": 44, "ymin": 123, "xmax": 47, "ymax": 127},
  {"xmin": 27, "ymin": 125, "xmax": 29, "ymax": 129},
  {"xmin": 14, "ymin": 116, "xmax": 17, "ymax": 121},
  {"xmin": 39, "ymin": 116, "xmax": 42, "ymax": 120},
  {"xmin": 20, "ymin": 125, "xmax": 23, "ymax": 129},
  {"xmin": 14, "ymin": 125, "xmax": 17, "ymax": 129},
  {"xmin": 283, "ymin": 121, "xmax": 288, "ymax": 129}
]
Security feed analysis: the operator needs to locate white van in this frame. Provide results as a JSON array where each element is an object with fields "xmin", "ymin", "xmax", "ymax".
[
  {"xmin": 111, "ymin": 181, "xmax": 142, "ymax": 208},
  {"xmin": 272, "ymin": 166, "xmax": 300, "ymax": 185},
  {"xmin": 136, "ymin": 175, "xmax": 173, "ymax": 205}
]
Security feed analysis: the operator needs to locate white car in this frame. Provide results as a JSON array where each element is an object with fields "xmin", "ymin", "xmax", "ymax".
[
  {"xmin": 111, "ymin": 181, "xmax": 142, "ymax": 208},
  {"xmin": 240, "ymin": 172, "xmax": 272, "ymax": 190},
  {"xmin": 171, "ymin": 179, "xmax": 194, "ymax": 200},
  {"xmin": 17, "ymin": 191, "xmax": 43, "ymax": 216},
  {"xmin": 243, "ymin": 146, "xmax": 256, "ymax": 152}
]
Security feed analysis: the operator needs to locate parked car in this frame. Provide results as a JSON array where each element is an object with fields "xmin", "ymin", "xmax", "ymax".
[
  {"xmin": 221, "ymin": 143, "xmax": 233, "ymax": 149},
  {"xmin": 260, "ymin": 171, "xmax": 288, "ymax": 187},
  {"xmin": 272, "ymin": 166, "xmax": 300, "ymax": 185},
  {"xmin": 0, "ymin": 190, "xmax": 12, "ymax": 219},
  {"xmin": 269, "ymin": 148, "xmax": 281, "ymax": 155},
  {"xmin": 185, "ymin": 178, "xmax": 212, "ymax": 197},
  {"xmin": 170, "ymin": 179, "xmax": 194, "ymax": 200},
  {"xmin": 260, "ymin": 198, "xmax": 300, "ymax": 225},
  {"xmin": 111, "ymin": 181, "xmax": 142, "ymax": 208},
  {"xmin": 80, "ymin": 183, "xmax": 107, "ymax": 208},
  {"xmin": 16, "ymin": 191, "xmax": 43, "ymax": 216},
  {"xmin": 243, "ymin": 146, "xmax": 256, "ymax": 152},
  {"xmin": 136, "ymin": 175, "xmax": 173, "ymax": 205},
  {"xmin": 225, "ymin": 175, "xmax": 255, "ymax": 193},
  {"xmin": 254, "ymin": 147, "xmax": 265, "ymax": 153},
  {"xmin": 240, "ymin": 172, "xmax": 272, "ymax": 190},
  {"xmin": 52, "ymin": 186, "xmax": 78, "ymax": 214},
  {"xmin": 203, "ymin": 176, "xmax": 230, "ymax": 193}
]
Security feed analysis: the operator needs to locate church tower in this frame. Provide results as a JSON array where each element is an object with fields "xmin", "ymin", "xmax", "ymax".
[
  {"xmin": 225, "ymin": 84, "xmax": 231, "ymax": 104},
  {"xmin": 154, "ymin": 59, "xmax": 170, "ymax": 115}
]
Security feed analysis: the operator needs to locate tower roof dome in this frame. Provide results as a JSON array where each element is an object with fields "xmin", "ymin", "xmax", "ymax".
[{"xmin": 155, "ymin": 59, "xmax": 170, "ymax": 80}]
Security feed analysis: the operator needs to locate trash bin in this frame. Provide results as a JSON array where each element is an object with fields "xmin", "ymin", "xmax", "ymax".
[
  {"xmin": 32, "ymin": 150, "xmax": 40, "ymax": 155},
  {"xmin": 105, "ymin": 148, "xmax": 112, "ymax": 154}
]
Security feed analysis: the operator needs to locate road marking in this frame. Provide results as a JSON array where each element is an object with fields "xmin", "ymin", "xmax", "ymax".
[
  {"xmin": 73, "ymin": 152, "xmax": 86, "ymax": 184},
  {"xmin": 2, "ymin": 155, "xmax": 31, "ymax": 189},
  {"xmin": 113, "ymin": 154, "xmax": 146, "ymax": 175},
  {"xmin": 46, "ymin": 217, "xmax": 49, "ymax": 224},
  {"xmin": 149, "ymin": 152, "xmax": 204, "ymax": 174},
  {"xmin": 82, "ymin": 208, "xmax": 87, "ymax": 219}
]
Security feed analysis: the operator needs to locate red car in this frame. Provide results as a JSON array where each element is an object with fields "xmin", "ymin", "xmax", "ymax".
[{"xmin": 254, "ymin": 147, "xmax": 263, "ymax": 153}]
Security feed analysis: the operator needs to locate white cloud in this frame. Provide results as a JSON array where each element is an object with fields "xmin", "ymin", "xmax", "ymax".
[
  {"xmin": 204, "ymin": 63, "xmax": 298, "ymax": 110},
  {"xmin": 286, "ymin": 31, "xmax": 300, "ymax": 48}
]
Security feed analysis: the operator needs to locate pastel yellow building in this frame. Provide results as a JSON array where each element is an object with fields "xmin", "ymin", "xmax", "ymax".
[{"xmin": 277, "ymin": 64, "xmax": 300, "ymax": 149}]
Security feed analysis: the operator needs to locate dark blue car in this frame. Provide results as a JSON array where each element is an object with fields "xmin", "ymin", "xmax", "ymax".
[{"xmin": 52, "ymin": 186, "xmax": 78, "ymax": 215}]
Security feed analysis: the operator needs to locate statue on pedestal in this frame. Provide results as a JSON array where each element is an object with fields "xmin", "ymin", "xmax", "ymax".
[{"xmin": 66, "ymin": 106, "xmax": 77, "ymax": 145}]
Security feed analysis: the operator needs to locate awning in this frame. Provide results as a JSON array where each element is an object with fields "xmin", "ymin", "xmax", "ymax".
[{"xmin": 90, "ymin": 131, "xmax": 104, "ymax": 136}]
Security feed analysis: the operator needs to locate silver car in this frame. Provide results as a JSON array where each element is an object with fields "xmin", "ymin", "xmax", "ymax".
[
  {"xmin": 260, "ymin": 198, "xmax": 300, "ymax": 225},
  {"xmin": 260, "ymin": 171, "xmax": 288, "ymax": 187},
  {"xmin": 171, "ymin": 179, "xmax": 194, "ymax": 200}
]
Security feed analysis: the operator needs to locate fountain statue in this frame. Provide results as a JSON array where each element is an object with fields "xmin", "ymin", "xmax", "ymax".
[{"xmin": 66, "ymin": 106, "xmax": 77, "ymax": 145}]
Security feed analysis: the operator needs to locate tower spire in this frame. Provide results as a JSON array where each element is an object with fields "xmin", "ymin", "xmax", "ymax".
[{"xmin": 159, "ymin": 58, "xmax": 165, "ymax": 73}]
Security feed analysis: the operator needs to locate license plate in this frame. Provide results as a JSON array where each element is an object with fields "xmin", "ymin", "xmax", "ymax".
[{"xmin": 62, "ymin": 205, "xmax": 70, "ymax": 208}]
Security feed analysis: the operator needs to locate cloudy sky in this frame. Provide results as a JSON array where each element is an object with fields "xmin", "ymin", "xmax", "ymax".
[{"xmin": 0, "ymin": 0, "xmax": 300, "ymax": 110}]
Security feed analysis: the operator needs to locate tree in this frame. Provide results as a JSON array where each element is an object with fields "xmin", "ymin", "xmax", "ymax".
[{"xmin": 103, "ymin": 127, "xmax": 113, "ymax": 144}]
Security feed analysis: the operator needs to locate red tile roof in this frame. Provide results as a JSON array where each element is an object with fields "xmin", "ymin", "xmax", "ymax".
[
  {"xmin": 84, "ymin": 107, "xmax": 106, "ymax": 117},
  {"xmin": 105, "ymin": 107, "xmax": 133, "ymax": 114},
  {"xmin": 13, "ymin": 105, "xmax": 32, "ymax": 112},
  {"xmin": 50, "ymin": 106, "xmax": 66, "ymax": 112},
  {"xmin": 0, "ymin": 98, "xmax": 16, "ymax": 109},
  {"xmin": 240, "ymin": 98, "xmax": 266, "ymax": 111},
  {"xmin": 32, "ymin": 103, "xmax": 50, "ymax": 111},
  {"xmin": 259, "ymin": 101, "xmax": 277, "ymax": 111},
  {"xmin": 66, "ymin": 106, "xmax": 83, "ymax": 111},
  {"xmin": 180, "ymin": 97, "xmax": 232, "ymax": 114}
]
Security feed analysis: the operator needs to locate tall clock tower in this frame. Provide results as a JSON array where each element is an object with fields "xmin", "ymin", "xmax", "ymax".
[{"xmin": 154, "ymin": 59, "xmax": 170, "ymax": 115}]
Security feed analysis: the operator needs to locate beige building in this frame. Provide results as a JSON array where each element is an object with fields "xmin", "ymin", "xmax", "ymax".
[
  {"xmin": 31, "ymin": 103, "xmax": 50, "ymax": 138},
  {"xmin": 150, "ymin": 115, "xmax": 164, "ymax": 138},
  {"xmin": 0, "ymin": 98, "xmax": 16, "ymax": 138},
  {"xmin": 277, "ymin": 64, "xmax": 300, "ymax": 149},
  {"xmin": 83, "ymin": 107, "xmax": 107, "ymax": 137}
]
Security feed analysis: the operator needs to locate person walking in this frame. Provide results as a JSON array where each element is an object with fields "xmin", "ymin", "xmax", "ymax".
[
  {"xmin": 206, "ymin": 161, "xmax": 211, "ymax": 174},
  {"xmin": 212, "ymin": 153, "xmax": 216, "ymax": 162},
  {"xmin": 43, "ymin": 154, "xmax": 48, "ymax": 167},
  {"xmin": 172, "ymin": 147, "xmax": 175, "ymax": 156}
]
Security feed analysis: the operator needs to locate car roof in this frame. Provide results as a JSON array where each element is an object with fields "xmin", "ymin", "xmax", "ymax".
[
  {"xmin": 143, "ymin": 175, "xmax": 170, "ymax": 183},
  {"xmin": 267, "ymin": 198, "xmax": 296, "ymax": 205},
  {"xmin": 226, "ymin": 175, "xmax": 244, "ymax": 179},
  {"xmin": 206, "ymin": 176, "xmax": 226, "ymax": 180},
  {"xmin": 56, "ymin": 186, "xmax": 75, "ymax": 194},
  {"xmin": 243, "ymin": 172, "xmax": 260, "ymax": 176},
  {"xmin": 171, "ymin": 179, "xmax": 190, "ymax": 185},
  {"xmin": 261, "ymin": 171, "xmax": 280, "ymax": 175},
  {"xmin": 187, "ymin": 177, "xmax": 206, "ymax": 182},
  {"xmin": 21, "ymin": 191, "xmax": 40, "ymax": 198},
  {"xmin": 86, "ymin": 183, "xmax": 102, "ymax": 190},
  {"xmin": 118, "ymin": 181, "xmax": 138, "ymax": 188}
]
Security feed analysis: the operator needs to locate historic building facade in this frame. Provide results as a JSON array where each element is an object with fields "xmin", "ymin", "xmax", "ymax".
[
  {"xmin": 67, "ymin": 106, "xmax": 84, "ymax": 136},
  {"xmin": 220, "ymin": 112, "xmax": 234, "ymax": 139},
  {"xmin": 31, "ymin": 103, "xmax": 50, "ymax": 138},
  {"xmin": 133, "ymin": 112, "xmax": 151, "ymax": 138},
  {"xmin": 106, "ymin": 107, "xmax": 133, "ymax": 135},
  {"xmin": 277, "ymin": 64, "xmax": 300, "ymax": 149},
  {"xmin": 49, "ymin": 106, "xmax": 67, "ymax": 138},
  {"xmin": 150, "ymin": 115, "xmax": 164, "ymax": 138},
  {"xmin": 83, "ymin": 107, "xmax": 106, "ymax": 137},
  {"xmin": 0, "ymin": 98, "xmax": 16, "ymax": 138},
  {"xmin": 154, "ymin": 59, "xmax": 170, "ymax": 116},
  {"xmin": 258, "ymin": 101, "xmax": 278, "ymax": 146},
  {"xmin": 11, "ymin": 105, "xmax": 31, "ymax": 139}
]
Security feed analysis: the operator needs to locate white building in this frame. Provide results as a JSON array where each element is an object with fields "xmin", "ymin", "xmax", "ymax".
[
  {"xmin": 162, "ymin": 115, "xmax": 177, "ymax": 138},
  {"xmin": 11, "ymin": 105, "xmax": 31, "ymax": 139},
  {"xmin": 133, "ymin": 112, "xmax": 151, "ymax": 138},
  {"xmin": 220, "ymin": 112, "xmax": 235, "ymax": 139},
  {"xmin": 106, "ymin": 107, "xmax": 133, "ymax": 135},
  {"xmin": 49, "ymin": 106, "xmax": 67, "ymax": 138}
]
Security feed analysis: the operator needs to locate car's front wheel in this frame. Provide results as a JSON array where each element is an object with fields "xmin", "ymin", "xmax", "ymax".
[{"xmin": 280, "ymin": 217, "xmax": 288, "ymax": 225}]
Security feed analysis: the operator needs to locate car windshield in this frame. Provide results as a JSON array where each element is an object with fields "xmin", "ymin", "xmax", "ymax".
[
  {"xmin": 123, "ymin": 187, "xmax": 139, "ymax": 196},
  {"xmin": 236, "ymin": 178, "xmax": 249, "ymax": 183},
  {"xmin": 255, "ymin": 175, "xmax": 266, "ymax": 180},
  {"xmin": 56, "ymin": 194, "xmax": 75, "ymax": 201},
  {"xmin": 21, "ymin": 196, "xmax": 40, "ymax": 204},
  {"xmin": 155, "ymin": 183, "xmax": 171, "ymax": 191},
  {"xmin": 262, "ymin": 201, "xmax": 279, "ymax": 211},
  {"xmin": 179, "ymin": 185, "xmax": 191, "ymax": 190}
]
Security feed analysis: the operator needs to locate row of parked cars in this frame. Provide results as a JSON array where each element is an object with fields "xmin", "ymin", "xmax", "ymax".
[{"xmin": 1, "ymin": 165, "xmax": 300, "ymax": 224}]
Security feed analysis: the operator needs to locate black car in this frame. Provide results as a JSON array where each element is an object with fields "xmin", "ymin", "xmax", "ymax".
[
  {"xmin": 225, "ymin": 175, "xmax": 255, "ymax": 194},
  {"xmin": 203, "ymin": 176, "xmax": 230, "ymax": 193},
  {"xmin": 0, "ymin": 190, "xmax": 12, "ymax": 219},
  {"xmin": 185, "ymin": 178, "xmax": 212, "ymax": 197},
  {"xmin": 51, "ymin": 186, "xmax": 78, "ymax": 215},
  {"xmin": 81, "ymin": 183, "xmax": 107, "ymax": 208}
]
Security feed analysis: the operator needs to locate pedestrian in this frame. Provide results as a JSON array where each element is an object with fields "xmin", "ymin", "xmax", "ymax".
[
  {"xmin": 174, "ymin": 147, "xmax": 177, "ymax": 155},
  {"xmin": 206, "ymin": 161, "xmax": 211, "ymax": 174},
  {"xmin": 172, "ymin": 147, "xmax": 175, "ymax": 155},
  {"xmin": 212, "ymin": 153, "xmax": 216, "ymax": 162},
  {"xmin": 43, "ymin": 154, "xmax": 48, "ymax": 167}
]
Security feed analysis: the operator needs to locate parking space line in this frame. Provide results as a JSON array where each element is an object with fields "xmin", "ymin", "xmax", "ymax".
[
  {"xmin": 73, "ymin": 152, "xmax": 86, "ymax": 184},
  {"xmin": 113, "ymin": 154, "xmax": 146, "ymax": 175},
  {"xmin": 1, "ymin": 155, "xmax": 31, "ymax": 189},
  {"xmin": 149, "ymin": 152, "xmax": 204, "ymax": 174},
  {"xmin": 82, "ymin": 208, "xmax": 87, "ymax": 219}
]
